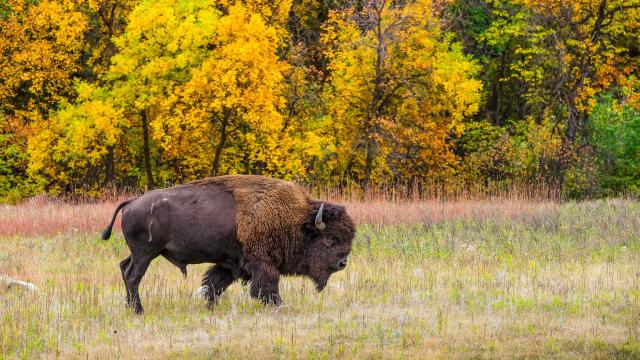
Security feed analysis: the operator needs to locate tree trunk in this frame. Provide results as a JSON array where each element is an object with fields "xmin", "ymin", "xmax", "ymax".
[
  {"xmin": 363, "ymin": 131, "xmax": 375, "ymax": 187},
  {"xmin": 211, "ymin": 116, "xmax": 228, "ymax": 176},
  {"xmin": 141, "ymin": 110, "xmax": 155, "ymax": 190},
  {"xmin": 104, "ymin": 145, "xmax": 116, "ymax": 189}
]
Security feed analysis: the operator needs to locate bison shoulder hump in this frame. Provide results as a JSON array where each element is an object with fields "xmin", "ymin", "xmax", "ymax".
[{"xmin": 228, "ymin": 178, "xmax": 309, "ymax": 248}]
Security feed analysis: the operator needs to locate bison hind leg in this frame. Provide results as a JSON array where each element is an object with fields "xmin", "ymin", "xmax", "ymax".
[
  {"xmin": 202, "ymin": 264, "xmax": 236, "ymax": 309},
  {"xmin": 119, "ymin": 256, "xmax": 132, "ymax": 306},
  {"xmin": 124, "ymin": 254, "xmax": 156, "ymax": 314}
]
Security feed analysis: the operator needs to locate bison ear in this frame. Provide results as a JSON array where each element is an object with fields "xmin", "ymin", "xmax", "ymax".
[{"xmin": 315, "ymin": 203, "xmax": 326, "ymax": 230}]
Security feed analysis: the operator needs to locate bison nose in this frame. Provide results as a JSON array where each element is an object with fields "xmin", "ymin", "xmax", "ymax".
[{"xmin": 337, "ymin": 258, "xmax": 347, "ymax": 269}]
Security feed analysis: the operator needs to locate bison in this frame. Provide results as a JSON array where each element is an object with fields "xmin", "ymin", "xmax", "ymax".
[{"xmin": 101, "ymin": 175, "xmax": 356, "ymax": 313}]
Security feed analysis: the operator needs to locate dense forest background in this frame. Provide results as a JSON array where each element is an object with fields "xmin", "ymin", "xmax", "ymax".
[{"xmin": 1, "ymin": 0, "xmax": 639, "ymax": 201}]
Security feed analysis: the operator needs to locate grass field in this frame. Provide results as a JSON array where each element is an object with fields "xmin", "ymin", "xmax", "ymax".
[{"xmin": 1, "ymin": 198, "xmax": 640, "ymax": 358}]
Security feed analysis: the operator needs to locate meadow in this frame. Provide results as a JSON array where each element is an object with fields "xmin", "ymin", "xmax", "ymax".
[{"xmin": 1, "ymin": 196, "xmax": 640, "ymax": 358}]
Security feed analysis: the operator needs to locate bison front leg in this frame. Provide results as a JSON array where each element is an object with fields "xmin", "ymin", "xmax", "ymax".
[
  {"xmin": 202, "ymin": 264, "xmax": 236, "ymax": 309},
  {"xmin": 248, "ymin": 262, "xmax": 282, "ymax": 306}
]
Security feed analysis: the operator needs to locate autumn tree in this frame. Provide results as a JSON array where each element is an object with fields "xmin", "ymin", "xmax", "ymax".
[
  {"xmin": 447, "ymin": 0, "xmax": 640, "ymax": 187},
  {"xmin": 445, "ymin": 0, "xmax": 531, "ymax": 124},
  {"xmin": 0, "ymin": 0, "xmax": 87, "ymax": 197},
  {"xmin": 160, "ymin": 1, "xmax": 296, "ymax": 180},
  {"xmin": 27, "ymin": 83, "xmax": 125, "ymax": 194},
  {"xmin": 517, "ymin": 0, "xmax": 640, "ymax": 162},
  {"xmin": 104, "ymin": 0, "xmax": 223, "ymax": 188},
  {"xmin": 321, "ymin": 0, "xmax": 482, "ymax": 186},
  {"xmin": 81, "ymin": 0, "xmax": 137, "ymax": 80},
  {"xmin": 80, "ymin": 0, "xmax": 138, "ymax": 187},
  {"xmin": 26, "ymin": 0, "xmax": 216, "ymax": 191}
]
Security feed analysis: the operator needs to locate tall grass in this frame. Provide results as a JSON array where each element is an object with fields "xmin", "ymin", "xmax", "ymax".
[{"xmin": 1, "ymin": 195, "xmax": 639, "ymax": 358}]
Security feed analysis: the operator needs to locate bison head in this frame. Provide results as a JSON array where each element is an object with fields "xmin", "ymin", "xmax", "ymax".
[{"xmin": 301, "ymin": 201, "xmax": 355, "ymax": 291}]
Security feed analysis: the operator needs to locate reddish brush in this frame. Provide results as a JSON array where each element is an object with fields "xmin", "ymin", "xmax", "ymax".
[
  {"xmin": 0, "ymin": 186, "xmax": 558, "ymax": 237},
  {"xmin": 0, "ymin": 197, "xmax": 127, "ymax": 238}
]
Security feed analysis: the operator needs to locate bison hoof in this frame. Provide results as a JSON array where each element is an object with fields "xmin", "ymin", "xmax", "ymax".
[
  {"xmin": 134, "ymin": 307, "xmax": 144, "ymax": 315},
  {"xmin": 205, "ymin": 296, "xmax": 221, "ymax": 310},
  {"xmin": 262, "ymin": 294, "xmax": 282, "ymax": 306}
]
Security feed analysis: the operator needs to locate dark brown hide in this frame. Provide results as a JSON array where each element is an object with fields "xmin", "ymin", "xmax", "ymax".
[{"xmin": 101, "ymin": 175, "xmax": 356, "ymax": 313}]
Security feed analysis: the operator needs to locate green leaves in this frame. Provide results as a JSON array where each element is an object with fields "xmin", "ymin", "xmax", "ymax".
[{"xmin": 590, "ymin": 94, "xmax": 640, "ymax": 195}]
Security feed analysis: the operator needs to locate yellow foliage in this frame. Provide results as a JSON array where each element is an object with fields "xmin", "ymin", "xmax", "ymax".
[
  {"xmin": 321, "ymin": 0, "xmax": 482, "ymax": 184},
  {"xmin": 27, "ymin": 83, "xmax": 125, "ymax": 192},
  {"xmin": 157, "ymin": 1, "xmax": 296, "ymax": 179},
  {"xmin": 0, "ymin": 0, "xmax": 87, "ymax": 121},
  {"xmin": 0, "ymin": 0, "xmax": 88, "ymax": 193}
]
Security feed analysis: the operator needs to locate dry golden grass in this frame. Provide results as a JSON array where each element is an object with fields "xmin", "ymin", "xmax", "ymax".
[{"xmin": 1, "ymin": 197, "xmax": 639, "ymax": 358}]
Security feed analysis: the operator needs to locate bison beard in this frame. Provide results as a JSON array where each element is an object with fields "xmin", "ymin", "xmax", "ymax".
[
  {"xmin": 101, "ymin": 175, "xmax": 355, "ymax": 313},
  {"xmin": 312, "ymin": 273, "xmax": 331, "ymax": 292}
]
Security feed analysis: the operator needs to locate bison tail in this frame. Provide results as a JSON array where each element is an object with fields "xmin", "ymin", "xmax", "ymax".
[
  {"xmin": 101, "ymin": 228, "xmax": 112, "ymax": 241},
  {"xmin": 101, "ymin": 198, "xmax": 135, "ymax": 240}
]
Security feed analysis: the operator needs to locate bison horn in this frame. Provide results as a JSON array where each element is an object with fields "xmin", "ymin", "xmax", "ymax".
[{"xmin": 315, "ymin": 203, "xmax": 326, "ymax": 230}]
